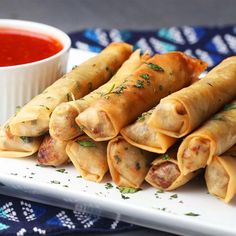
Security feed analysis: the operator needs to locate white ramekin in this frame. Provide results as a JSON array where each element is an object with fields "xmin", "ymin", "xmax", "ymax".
[{"xmin": 0, "ymin": 19, "xmax": 71, "ymax": 125}]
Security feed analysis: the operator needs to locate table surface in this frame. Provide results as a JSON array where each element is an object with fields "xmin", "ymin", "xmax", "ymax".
[{"xmin": 0, "ymin": 0, "xmax": 235, "ymax": 235}]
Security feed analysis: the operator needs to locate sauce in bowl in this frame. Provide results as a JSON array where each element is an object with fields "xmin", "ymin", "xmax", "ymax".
[{"xmin": 0, "ymin": 28, "xmax": 63, "ymax": 67}]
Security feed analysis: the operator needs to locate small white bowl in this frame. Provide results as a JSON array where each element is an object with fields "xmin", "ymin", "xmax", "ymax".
[{"xmin": 0, "ymin": 19, "xmax": 71, "ymax": 124}]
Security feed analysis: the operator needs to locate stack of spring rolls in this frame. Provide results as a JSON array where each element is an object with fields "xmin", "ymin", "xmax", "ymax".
[{"xmin": 2, "ymin": 41, "xmax": 236, "ymax": 204}]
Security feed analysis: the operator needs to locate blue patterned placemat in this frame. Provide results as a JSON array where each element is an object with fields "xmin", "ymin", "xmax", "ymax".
[
  {"xmin": 69, "ymin": 26, "xmax": 236, "ymax": 70},
  {"xmin": 1, "ymin": 26, "xmax": 236, "ymax": 236},
  {"xmin": 0, "ymin": 194, "xmax": 138, "ymax": 235}
]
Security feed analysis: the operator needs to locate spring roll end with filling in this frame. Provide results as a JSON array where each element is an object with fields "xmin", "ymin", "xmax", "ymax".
[
  {"xmin": 66, "ymin": 136, "xmax": 108, "ymax": 182},
  {"xmin": 107, "ymin": 136, "xmax": 153, "ymax": 188},
  {"xmin": 37, "ymin": 135, "xmax": 69, "ymax": 166},
  {"xmin": 205, "ymin": 155, "xmax": 236, "ymax": 203}
]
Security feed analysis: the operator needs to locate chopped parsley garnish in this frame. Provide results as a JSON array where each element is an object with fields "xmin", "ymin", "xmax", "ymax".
[
  {"xmin": 102, "ymin": 84, "xmax": 116, "ymax": 97},
  {"xmin": 156, "ymin": 189, "xmax": 164, "ymax": 193},
  {"xmin": 105, "ymin": 183, "xmax": 113, "ymax": 189},
  {"xmin": 76, "ymin": 175, "xmax": 82, "ymax": 178},
  {"xmin": 56, "ymin": 169, "xmax": 66, "ymax": 173},
  {"xmin": 113, "ymin": 84, "xmax": 127, "ymax": 95},
  {"xmin": 117, "ymin": 187, "xmax": 141, "ymax": 194},
  {"xmin": 15, "ymin": 106, "xmax": 22, "ymax": 114},
  {"xmin": 223, "ymin": 103, "xmax": 236, "ymax": 111},
  {"xmin": 108, "ymin": 84, "xmax": 115, "ymax": 94},
  {"xmin": 39, "ymin": 105, "xmax": 50, "ymax": 110},
  {"xmin": 121, "ymin": 194, "xmax": 130, "ymax": 200},
  {"xmin": 137, "ymin": 111, "xmax": 152, "ymax": 122},
  {"xmin": 140, "ymin": 73, "xmax": 150, "ymax": 79},
  {"xmin": 134, "ymin": 80, "xmax": 144, "ymax": 88},
  {"xmin": 114, "ymin": 155, "xmax": 121, "ymax": 164},
  {"xmin": 185, "ymin": 212, "xmax": 200, "ymax": 217},
  {"xmin": 76, "ymin": 140, "xmax": 96, "ymax": 147},
  {"xmin": 72, "ymin": 65, "xmax": 78, "ymax": 70},
  {"xmin": 50, "ymin": 180, "xmax": 60, "ymax": 184},
  {"xmin": 20, "ymin": 136, "xmax": 32, "ymax": 143},
  {"xmin": 159, "ymin": 85, "xmax": 163, "ymax": 91},
  {"xmin": 145, "ymin": 62, "xmax": 164, "ymax": 72},
  {"xmin": 170, "ymin": 194, "xmax": 178, "ymax": 199},
  {"xmin": 211, "ymin": 114, "xmax": 224, "ymax": 121},
  {"xmin": 162, "ymin": 153, "xmax": 170, "ymax": 160}
]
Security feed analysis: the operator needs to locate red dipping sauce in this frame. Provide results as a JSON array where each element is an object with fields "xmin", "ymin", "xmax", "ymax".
[{"xmin": 0, "ymin": 28, "xmax": 63, "ymax": 67}]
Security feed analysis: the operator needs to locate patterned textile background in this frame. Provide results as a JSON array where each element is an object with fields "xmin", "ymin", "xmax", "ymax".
[
  {"xmin": 70, "ymin": 26, "xmax": 236, "ymax": 70},
  {"xmin": 0, "ymin": 26, "xmax": 236, "ymax": 236}
]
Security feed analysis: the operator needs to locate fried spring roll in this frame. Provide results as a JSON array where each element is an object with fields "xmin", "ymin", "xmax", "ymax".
[
  {"xmin": 9, "ymin": 42, "xmax": 132, "ymax": 137},
  {"xmin": 76, "ymin": 52, "xmax": 207, "ymax": 141},
  {"xmin": 121, "ymin": 109, "xmax": 176, "ymax": 154},
  {"xmin": 205, "ymin": 145, "xmax": 236, "ymax": 203},
  {"xmin": 107, "ymin": 136, "xmax": 153, "ymax": 188},
  {"xmin": 149, "ymin": 56, "xmax": 236, "ymax": 138},
  {"xmin": 178, "ymin": 100, "xmax": 236, "ymax": 175},
  {"xmin": 37, "ymin": 134, "xmax": 69, "ymax": 166},
  {"xmin": 49, "ymin": 50, "xmax": 150, "ymax": 141},
  {"xmin": 0, "ymin": 118, "xmax": 41, "ymax": 158},
  {"xmin": 145, "ymin": 147, "xmax": 197, "ymax": 191},
  {"xmin": 66, "ymin": 136, "xmax": 108, "ymax": 182}
]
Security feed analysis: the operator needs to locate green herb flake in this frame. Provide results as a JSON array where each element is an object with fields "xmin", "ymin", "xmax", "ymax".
[
  {"xmin": 50, "ymin": 180, "xmax": 60, "ymax": 184},
  {"xmin": 159, "ymin": 85, "xmax": 163, "ymax": 91},
  {"xmin": 56, "ymin": 169, "xmax": 66, "ymax": 173},
  {"xmin": 156, "ymin": 189, "xmax": 164, "ymax": 193},
  {"xmin": 20, "ymin": 136, "xmax": 32, "ymax": 143},
  {"xmin": 79, "ymin": 125, "xmax": 85, "ymax": 131},
  {"xmin": 117, "ymin": 187, "xmax": 141, "ymax": 194},
  {"xmin": 170, "ymin": 194, "xmax": 178, "ymax": 199},
  {"xmin": 211, "ymin": 114, "xmax": 224, "ymax": 121},
  {"xmin": 139, "ymin": 73, "xmax": 150, "ymax": 80},
  {"xmin": 105, "ymin": 183, "xmax": 113, "ymax": 189},
  {"xmin": 121, "ymin": 194, "xmax": 130, "ymax": 200},
  {"xmin": 137, "ymin": 111, "xmax": 152, "ymax": 122},
  {"xmin": 108, "ymin": 84, "xmax": 115, "ymax": 93},
  {"xmin": 113, "ymin": 84, "xmax": 127, "ymax": 95},
  {"xmin": 185, "ymin": 212, "xmax": 200, "ymax": 217},
  {"xmin": 102, "ymin": 84, "xmax": 116, "ymax": 97},
  {"xmin": 76, "ymin": 175, "xmax": 82, "ymax": 178},
  {"xmin": 39, "ymin": 105, "xmax": 50, "ymax": 110},
  {"xmin": 63, "ymin": 185, "xmax": 69, "ymax": 188},
  {"xmin": 223, "ymin": 103, "xmax": 236, "ymax": 111},
  {"xmin": 145, "ymin": 62, "xmax": 164, "ymax": 72},
  {"xmin": 134, "ymin": 80, "xmax": 144, "ymax": 88},
  {"xmin": 15, "ymin": 106, "xmax": 22, "ymax": 114},
  {"xmin": 114, "ymin": 155, "xmax": 122, "ymax": 164},
  {"xmin": 162, "ymin": 153, "xmax": 170, "ymax": 160},
  {"xmin": 76, "ymin": 140, "xmax": 96, "ymax": 147},
  {"xmin": 72, "ymin": 65, "xmax": 78, "ymax": 70}
]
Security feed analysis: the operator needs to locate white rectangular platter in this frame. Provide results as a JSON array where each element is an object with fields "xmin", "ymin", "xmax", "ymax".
[{"xmin": 0, "ymin": 49, "xmax": 235, "ymax": 236}]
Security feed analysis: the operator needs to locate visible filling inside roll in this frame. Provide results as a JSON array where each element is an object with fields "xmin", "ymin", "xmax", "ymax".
[
  {"xmin": 181, "ymin": 137, "xmax": 210, "ymax": 174},
  {"xmin": 77, "ymin": 109, "xmax": 115, "ymax": 140},
  {"xmin": 109, "ymin": 138, "xmax": 150, "ymax": 187},
  {"xmin": 148, "ymin": 162, "xmax": 180, "ymax": 188},
  {"xmin": 153, "ymin": 100, "xmax": 187, "ymax": 135},
  {"xmin": 205, "ymin": 158, "xmax": 229, "ymax": 199},
  {"xmin": 50, "ymin": 103, "xmax": 80, "ymax": 140},
  {"xmin": 38, "ymin": 135, "xmax": 68, "ymax": 166}
]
